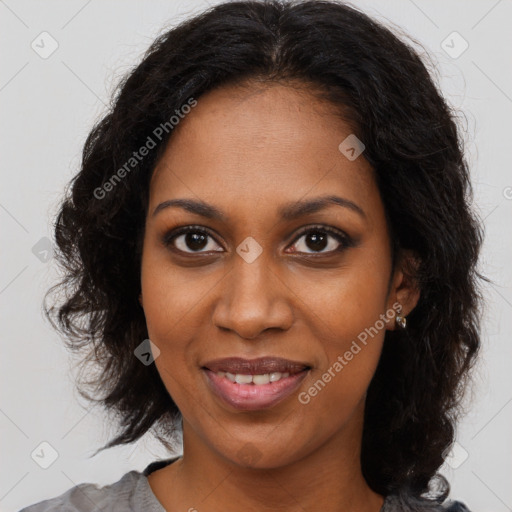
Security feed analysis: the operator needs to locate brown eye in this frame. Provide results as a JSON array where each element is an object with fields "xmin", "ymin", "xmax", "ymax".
[
  {"xmin": 288, "ymin": 225, "xmax": 353, "ymax": 255},
  {"xmin": 162, "ymin": 226, "xmax": 223, "ymax": 254},
  {"xmin": 162, "ymin": 224, "xmax": 354, "ymax": 257}
]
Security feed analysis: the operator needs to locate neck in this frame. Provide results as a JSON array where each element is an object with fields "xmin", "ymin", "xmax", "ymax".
[{"xmin": 149, "ymin": 404, "xmax": 384, "ymax": 512}]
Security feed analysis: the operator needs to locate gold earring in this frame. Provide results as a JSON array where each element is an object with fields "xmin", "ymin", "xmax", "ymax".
[{"xmin": 396, "ymin": 305, "xmax": 407, "ymax": 329}]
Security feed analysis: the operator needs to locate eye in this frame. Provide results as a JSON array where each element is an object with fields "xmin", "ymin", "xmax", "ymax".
[
  {"xmin": 162, "ymin": 224, "xmax": 353, "ymax": 256},
  {"xmin": 287, "ymin": 225, "xmax": 352, "ymax": 255},
  {"xmin": 162, "ymin": 225, "xmax": 223, "ymax": 254}
]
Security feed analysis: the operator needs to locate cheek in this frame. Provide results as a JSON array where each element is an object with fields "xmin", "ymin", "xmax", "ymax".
[
  {"xmin": 140, "ymin": 266, "xmax": 199, "ymax": 409},
  {"xmin": 296, "ymin": 297, "xmax": 386, "ymax": 441},
  {"xmin": 140, "ymin": 248, "xmax": 210, "ymax": 341},
  {"xmin": 295, "ymin": 250, "xmax": 390, "ymax": 410},
  {"xmin": 140, "ymin": 254, "xmax": 202, "ymax": 384},
  {"xmin": 298, "ymin": 250, "xmax": 391, "ymax": 348}
]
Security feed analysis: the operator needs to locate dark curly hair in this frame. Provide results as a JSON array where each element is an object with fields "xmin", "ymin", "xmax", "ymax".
[{"xmin": 44, "ymin": 0, "xmax": 485, "ymax": 505}]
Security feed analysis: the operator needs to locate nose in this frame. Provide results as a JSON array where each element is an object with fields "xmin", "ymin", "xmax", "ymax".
[{"xmin": 211, "ymin": 253, "xmax": 294, "ymax": 340}]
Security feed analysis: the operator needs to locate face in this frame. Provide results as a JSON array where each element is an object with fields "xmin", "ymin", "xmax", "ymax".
[{"xmin": 140, "ymin": 81, "xmax": 415, "ymax": 469}]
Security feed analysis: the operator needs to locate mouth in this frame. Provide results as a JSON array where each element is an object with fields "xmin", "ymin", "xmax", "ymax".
[{"xmin": 201, "ymin": 356, "xmax": 311, "ymax": 411}]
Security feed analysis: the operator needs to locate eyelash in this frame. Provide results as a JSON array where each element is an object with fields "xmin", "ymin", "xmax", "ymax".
[{"xmin": 161, "ymin": 224, "xmax": 354, "ymax": 257}]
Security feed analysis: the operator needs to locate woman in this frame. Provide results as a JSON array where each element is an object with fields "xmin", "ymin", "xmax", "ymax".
[{"xmin": 21, "ymin": 0, "xmax": 484, "ymax": 510}]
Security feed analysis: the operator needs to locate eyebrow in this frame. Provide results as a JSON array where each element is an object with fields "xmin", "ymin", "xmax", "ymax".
[{"xmin": 152, "ymin": 194, "xmax": 366, "ymax": 221}]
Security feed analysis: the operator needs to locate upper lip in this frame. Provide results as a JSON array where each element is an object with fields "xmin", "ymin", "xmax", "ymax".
[{"xmin": 202, "ymin": 357, "xmax": 310, "ymax": 375}]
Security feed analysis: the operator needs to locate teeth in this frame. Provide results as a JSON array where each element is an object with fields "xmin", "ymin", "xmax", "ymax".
[
  {"xmin": 252, "ymin": 374, "xmax": 270, "ymax": 385},
  {"xmin": 216, "ymin": 371, "xmax": 291, "ymax": 384},
  {"xmin": 234, "ymin": 374, "xmax": 253, "ymax": 384}
]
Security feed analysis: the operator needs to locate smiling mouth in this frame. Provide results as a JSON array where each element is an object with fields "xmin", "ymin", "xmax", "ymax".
[
  {"xmin": 200, "ymin": 356, "xmax": 311, "ymax": 411},
  {"xmin": 208, "ymin": 369, "xmax": 299, "ymax": 385},
  {"xmin": 201, "ymin": 355, "xmax": 311, "ymax": 375}
]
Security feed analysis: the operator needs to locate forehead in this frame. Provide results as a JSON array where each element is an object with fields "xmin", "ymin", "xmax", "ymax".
[{"xmin": 149, "ymin": 82, "xmax": 377, "ymax": 221}]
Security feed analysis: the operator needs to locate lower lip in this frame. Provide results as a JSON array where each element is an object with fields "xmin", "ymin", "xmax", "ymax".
[{"xmin": 202, "ymin": 368, "xmax": 309, "ymax": 411}]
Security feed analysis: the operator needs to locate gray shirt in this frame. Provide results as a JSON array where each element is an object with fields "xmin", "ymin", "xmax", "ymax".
[{"xmin": 19, "ymin": 457, "xmax": 471, "ymax": 511}]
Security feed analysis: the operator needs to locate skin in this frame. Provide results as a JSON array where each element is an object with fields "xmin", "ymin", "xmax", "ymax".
[{"xmin": 139, "ymin": 80, "xmax": 420, "ymax": 512}]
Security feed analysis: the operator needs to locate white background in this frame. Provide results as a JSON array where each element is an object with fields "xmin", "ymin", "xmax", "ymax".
[{"xmin": 1, "ymin": 1, "xmax": 511, "ymax": 511}]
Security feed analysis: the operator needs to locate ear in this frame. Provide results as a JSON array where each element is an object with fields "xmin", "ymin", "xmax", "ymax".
[
  {"xmin": 138, "ymin": 293, "xmax": 143, "ymax": 307},
  {"xmin": 386, "ymin": 249, "xmax": 421, "ymax": 330}
]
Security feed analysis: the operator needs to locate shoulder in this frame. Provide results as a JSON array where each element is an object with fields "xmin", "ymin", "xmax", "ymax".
[
  {"xmin": 18, "ymin": 470, "xmax": 146, "ymax": 512},
  {"xmin": 383, "ymin": 493, "xmax": 473, "ymax": 512},
  {"xmin": 442, "ymin": 500, "xmax": 472, "ymax": 512}
]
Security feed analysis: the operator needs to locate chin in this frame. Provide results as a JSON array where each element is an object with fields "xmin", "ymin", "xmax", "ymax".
[{"xmin": 219, "ymin": 441, "xmax": 302, "ymax": 470}]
